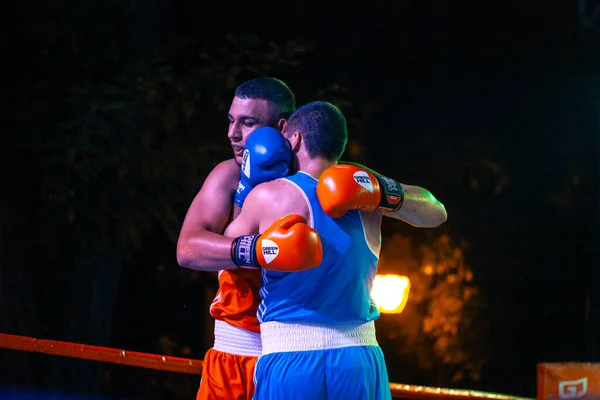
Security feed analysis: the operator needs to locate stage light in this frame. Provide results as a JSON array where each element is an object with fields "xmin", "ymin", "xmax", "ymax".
[{"xmin": 371, "ymin": 274, "xmax": 411, "ymax": 314}]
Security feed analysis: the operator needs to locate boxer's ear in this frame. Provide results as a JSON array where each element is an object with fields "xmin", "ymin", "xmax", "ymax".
[
  {"xmin": 277, "ymin": 118, "xmax": 287, "ymax": 134},
  {"xmin": 288, "ymin": 130, "xmax": 301, "ymax": 153}
]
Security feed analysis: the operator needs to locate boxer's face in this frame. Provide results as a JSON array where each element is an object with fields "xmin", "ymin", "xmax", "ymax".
[{"xmin": 227, "ymin": 97, "xmax": 279, "ymax": 165}]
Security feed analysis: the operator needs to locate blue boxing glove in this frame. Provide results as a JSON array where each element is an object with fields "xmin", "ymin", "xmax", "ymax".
[{"xmin": 234, "ymin": 127, "xmax": 293, "ymax": 207}]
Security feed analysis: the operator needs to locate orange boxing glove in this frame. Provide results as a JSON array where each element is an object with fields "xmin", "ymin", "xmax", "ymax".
[
  {"xmin": 231, "ymin": 214, "xmax": 323, "ymax": 272},
  {"xmin": 316, "ymin": 163, "xmax": 404, "ymax": 218}
]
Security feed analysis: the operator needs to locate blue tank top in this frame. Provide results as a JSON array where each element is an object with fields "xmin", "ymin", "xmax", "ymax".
[{"xmin": 257, "ymin": 171, "xmax": 381, "ymax": 325}]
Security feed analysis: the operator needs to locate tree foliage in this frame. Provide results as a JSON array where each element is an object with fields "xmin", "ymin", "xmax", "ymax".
[{"xmin": 376, "ymin": 233, "xmax": 488, "ymax": 385}]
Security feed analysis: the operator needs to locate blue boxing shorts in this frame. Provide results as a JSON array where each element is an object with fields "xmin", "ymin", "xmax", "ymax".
[{"xmin": 252, "ymin": 321, "xmax": 392, "ymax": 400}]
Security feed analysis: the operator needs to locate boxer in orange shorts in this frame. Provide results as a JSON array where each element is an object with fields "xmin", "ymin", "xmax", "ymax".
[
  {"xmin": 177, "ymin": 77, "xmax": 298, "ymax": 400},
  {"xmin": 197, "ymin": 269, "xmax": 261, "ymax": 400}
]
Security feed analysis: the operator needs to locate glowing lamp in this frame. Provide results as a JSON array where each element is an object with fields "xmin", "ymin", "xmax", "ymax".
[{"xmin": 371, "ymin": 274, "xmax": 410, "ymax": 314}]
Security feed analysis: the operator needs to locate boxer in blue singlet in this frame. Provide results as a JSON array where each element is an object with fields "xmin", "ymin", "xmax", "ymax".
[{"xmin": 221, "ymin": 101, "xmax": 447, "ymax": 400}]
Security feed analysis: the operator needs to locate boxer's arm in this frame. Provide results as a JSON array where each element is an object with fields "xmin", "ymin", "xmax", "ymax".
[
  {"xmin": 185, "ymin": 181, "xmax": 291, "ymax": 270},
  {"xmin": 389, "ymin": 184, "xmax": 447, "ymax": 228},
  {"xmin": 176, "ymin": 159, "xmax": 241, "ymax": 271},
  {"xmin": 225, "ymin": 183, "xmax": 321, "ymax": 272},
  {"xmin": 176, "ymin": 189, "xmax": 261, "ymax": 272},
  {"xmin": 178, "ymin": 179, "xmax": 316, "ymax": 272},
  {"xmin": 177, "ymin": 179, "xmax": 278, "ymax": 272},
  {"xmin": 341, "ymin": 161, "xmax": 447, "ymax": 228}
]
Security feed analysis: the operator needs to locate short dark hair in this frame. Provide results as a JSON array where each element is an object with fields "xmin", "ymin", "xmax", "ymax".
[
  {"xmin": 234, "ymin": 77, "xmax": 296, "ymax": 119},
  {"xmin": 287, "ymin": 101, "xmax": 348, "ymax": 161}
]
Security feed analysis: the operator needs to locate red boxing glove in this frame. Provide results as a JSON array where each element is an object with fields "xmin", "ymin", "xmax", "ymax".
[
  {"xmin": 316, "ymin": 164, "xmax": 404, "ymax": 218},
  {"xmin": 231, "ymin": 214, "xmax": 323, "ymax": 272}
]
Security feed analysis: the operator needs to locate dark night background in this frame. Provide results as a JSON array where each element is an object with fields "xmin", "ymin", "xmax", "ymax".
[{"xmin": 1, "ymin": 0, "xmax": 599, "ymax": 399}]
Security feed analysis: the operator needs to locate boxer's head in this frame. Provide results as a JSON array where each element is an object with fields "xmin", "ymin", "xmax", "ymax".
[
  {"xmin": 228, "ymin": 77, "xmax": 296, "ymax": 165},
  {"xmin": 286, "ymin": 101, "xmax": 348, "ymax": 163}
]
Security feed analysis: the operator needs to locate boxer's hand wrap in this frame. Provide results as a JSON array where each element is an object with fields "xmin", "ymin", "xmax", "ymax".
[
  {"xmin": 231, "ymin": 235, "xmax": 260, "ymax": 269},
  {"xmin": 375, "ymin": 175, "xmax": 404, "ymax": 213}
]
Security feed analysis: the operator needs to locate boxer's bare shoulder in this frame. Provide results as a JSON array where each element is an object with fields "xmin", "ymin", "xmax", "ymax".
[
  {"xmin": 245, "ymin": 179, "xmax": 311, "ymax": 232},
  {"xmin": 209, "ymin": 158, "xmax": 241, "ymax": 187}
]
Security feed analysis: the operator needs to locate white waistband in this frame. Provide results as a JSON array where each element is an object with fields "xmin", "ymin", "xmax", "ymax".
[
  {"xmin": 260, "ymin": 321, "xmax": 378, "ymax": 355},
  {"xmin": 212, "ymin": 320, "xmax": 262, "ymax": 357}
]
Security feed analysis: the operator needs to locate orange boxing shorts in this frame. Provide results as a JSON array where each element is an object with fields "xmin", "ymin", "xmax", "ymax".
[{"xmin": 197, "ymin": 320, "xmax": 262, "ymax": 400}]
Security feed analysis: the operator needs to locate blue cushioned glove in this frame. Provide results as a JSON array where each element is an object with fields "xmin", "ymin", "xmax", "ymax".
[{"xmin": 234, "ymin": 127, "xmax": 293, "ymax": 207}]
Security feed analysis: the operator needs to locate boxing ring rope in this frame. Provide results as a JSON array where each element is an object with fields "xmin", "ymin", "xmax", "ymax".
[
  {"xmin": 0, "ymin": 333, "xmax": 532, "ymax": 400},
  {"xmin": 0, "ymin": 333, "xmax": 202, "ymax": 375}
]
